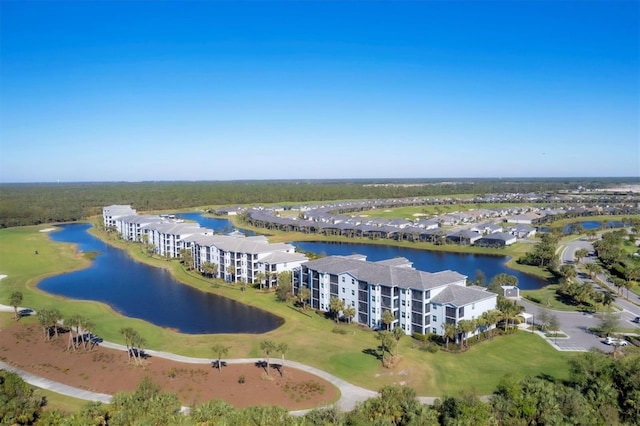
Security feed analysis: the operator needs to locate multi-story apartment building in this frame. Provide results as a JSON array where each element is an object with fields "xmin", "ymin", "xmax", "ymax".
[
  {"xmin": 103, "ymin": 205, "xmax": 137, "ymax": 229},
  {"xmin": 114, "ymin": 214, "xmax": 165, "ymax": 242},
  {"xmin": 296, "ymin": 255, "xmax": 497, "ymax": 337},
  {"xmin": 186, "ymin": 234, "xmax": 307, "ymax": 284},
  {"xmin": 143, "ymin": 222, "xmax": 212, "ymax": 258}
]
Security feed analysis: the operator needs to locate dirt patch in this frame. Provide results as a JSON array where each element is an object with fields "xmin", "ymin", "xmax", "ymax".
[{"xmin": 0, "ymin": 323, "xmax": 338, "ymax": 410}]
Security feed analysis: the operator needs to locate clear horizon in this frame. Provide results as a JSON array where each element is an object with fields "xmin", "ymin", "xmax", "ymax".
[{"xmin": 1, "ymin": 1, "xmax": 638, "ymax": 183}]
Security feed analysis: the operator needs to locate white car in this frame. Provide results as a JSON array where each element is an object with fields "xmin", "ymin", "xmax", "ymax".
[{"xmin": 604, "ymin": 337, "xmax": 628, "ymax": 346}]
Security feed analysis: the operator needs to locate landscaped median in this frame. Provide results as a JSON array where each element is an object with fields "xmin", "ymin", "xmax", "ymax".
[{"xmin": 1, "ymin": 223, "xmax": 576, "ymax": 403}]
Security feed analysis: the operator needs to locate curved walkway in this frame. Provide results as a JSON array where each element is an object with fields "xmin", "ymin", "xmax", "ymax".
[{"xmin": 0, "ymin": 334, "xmax": 381, "ymax": 413}]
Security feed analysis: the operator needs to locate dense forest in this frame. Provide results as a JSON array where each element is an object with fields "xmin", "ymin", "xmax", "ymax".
[
  {"xmin": 0, "ymin": 178, "xmax": 635, "ymax": 228},
  {"xmin": 2, "ymin": 350, "xmax": 639, "ymax": 425}
]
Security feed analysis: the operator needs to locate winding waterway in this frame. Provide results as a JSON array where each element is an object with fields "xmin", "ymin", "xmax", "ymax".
[
  {"xmin": 39, "ymin": 223, "xmax": 283, "ymax": 334},
  {"xmin": 39, "ymin": 213, "xmax": 551, "ymax": 333}
]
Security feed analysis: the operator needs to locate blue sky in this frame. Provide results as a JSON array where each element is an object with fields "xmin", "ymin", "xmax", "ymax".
[{"xmin": 1, "ymin": 1, "xmax": 638, "ymax": 182}]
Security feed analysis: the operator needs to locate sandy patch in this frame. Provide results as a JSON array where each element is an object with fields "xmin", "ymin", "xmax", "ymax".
[
  {"xmin": 39, "ymin": 228, "xmax": 56, "ymax": 233},
  {"xmin": 0, "ymin": 323, "xmax": 339, "ymax": 410},
  {"xmin": 412, "ymin": 213, "xmax": 428, "ymax": 217}
]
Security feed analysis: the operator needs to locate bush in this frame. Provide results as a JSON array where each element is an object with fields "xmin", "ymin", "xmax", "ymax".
[
  {"xmin": 332, "ymin": 326, "xmax": 348, "ymax": 335},
  {"xmin": 238, "ymin": 375, "xmax": 245, "ymax": 384}
]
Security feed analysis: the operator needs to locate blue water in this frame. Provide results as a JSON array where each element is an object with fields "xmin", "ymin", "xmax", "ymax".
[
  {"xmin": 539, "ymin": 220, "xmax": 626, "ymax": 234},
  {"xmin": 174, "ymin": 212, "xmax": 253, "ymax": 236},
  {"xmin": 178, "ymin": 212, "xmax": 547, "ymax": 290},
  {"xmin": 39, "ymin": 223, "xmax": 282, "ymax": 334},
  {"xmin": 294, "ymin": 241, "xmax": 546, "ymax": 290}
]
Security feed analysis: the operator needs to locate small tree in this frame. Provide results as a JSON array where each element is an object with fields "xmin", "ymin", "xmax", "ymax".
[
  {"xmin": 211, "ymin": 344, "xmax": 229, "ymax": 372},
  {"xmin": 375, "ymin": 331, "xmax": 395, "ymax": 365},
  {"xmin": 298, "ymin": 286, "xmax": 311, "ymax": 310},
  {"xmin": 597, "ymin": 312, "xmax": 621, "ymax": 337},
  {"xmin": 260, "ymin": 340, "xmax": 276, "ymax": 376},
  {"xmin": 343, "ymin": 304, "xmax": 356, "ymax": 324},
  {"xmin": 392, "ymin": 326, "xmax": 404, "ymax": 356},
  {"xmin": 574, "ymin": 248, "xmax": 589, "ymax": 264},
  {"xmin": 442, "ymin": 323, "xmax": 456, "ymax": 349},
  {"xmin": 381, "ymin": 309, "xmax": 395, "ymax": 331},
  {"xmin": 329, "ymin": 296, "xmax": 344, "ymax": 323},
  {"xmin": 9, "ymin": 291, "xmax": 23, "ymax": 321},
  {"xmin": 547, "ymin": 314, "xmax": 560, "ymax": 343},
  {"xmin": 277, "ymin": 342, "xmax": 288, "ymax": 376}
]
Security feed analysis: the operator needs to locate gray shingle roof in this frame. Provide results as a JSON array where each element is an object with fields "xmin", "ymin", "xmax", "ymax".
[
  {"xmin": 430, "ymin": 285, "xmax": 495, "ymax": 307},
  {"xmin": 302, "ymin": 255, "xmax": 466, "ymax": 290}
]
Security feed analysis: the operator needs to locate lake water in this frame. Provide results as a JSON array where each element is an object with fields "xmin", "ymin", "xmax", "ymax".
[
  {"xmin": 39, "ymin": 223, "xmax": 283, "ymax": 334},
  {"xmin": 180, "ymin": 212, "xmax": 547, "ymax": 290}
]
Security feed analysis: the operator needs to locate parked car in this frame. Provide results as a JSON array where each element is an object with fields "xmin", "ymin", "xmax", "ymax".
[
  {"xmin": 632, "ymin": 317, "xmax": 640, "ymax": 324},
  {"xmin": 604, "ymin": 336, "xmax": 628, "ymax": 346},
  {"xmin": 18, "ymin": 308, "xmax": 34, "ymax": 317}
]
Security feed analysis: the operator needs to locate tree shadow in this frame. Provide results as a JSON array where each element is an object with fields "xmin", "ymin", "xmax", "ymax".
[
  {"xmin": 211, "ymin": 360, "xmax": 227, "ymax": 369},
  {"xmin": 362, "ymin": 348, "xmax": 382, "ymax": 361},
  {"xmin": 255, "ymin": 360, "xmax": 268, "ymax": 373}
]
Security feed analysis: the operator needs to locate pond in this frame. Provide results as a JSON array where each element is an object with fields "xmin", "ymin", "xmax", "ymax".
[
  {"xmin": 181, "ymin": 212, "xmax": 548, "ymax": 290},
  {"xmin": 39, "ymin": 223, "xmax": 283, "ymax": 334}
]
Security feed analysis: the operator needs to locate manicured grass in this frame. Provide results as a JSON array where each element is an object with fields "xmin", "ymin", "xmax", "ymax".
[
  {"xmin": 38, "ymin": 388, "xmax": 88, "ymax": 414},
  {"xmin": 520, "ymin": 285, "xmax": 583, "ymax": 312},
  {"xmin": 1, "ymin": 223, "xmax": 576, "ymax": 397}
]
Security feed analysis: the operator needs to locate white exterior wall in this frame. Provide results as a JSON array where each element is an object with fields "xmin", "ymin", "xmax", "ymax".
[
  {"xmin": 369, "ymin": 285, "xmax": 382, "ymax": 329},
  {"xmin": 337, "ymin": 273, "xmax": 358, "ymax": 315},
  {"xmin": 318, "ymin": 273, "xmax": 331, "ymax": 311},
  {"xmin": 398, "ymin": 288, "xmax": 412, "ymax": 333}
]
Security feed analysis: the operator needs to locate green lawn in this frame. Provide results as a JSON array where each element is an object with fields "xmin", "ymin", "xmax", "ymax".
[{"xmin": 1, "ymin": 223, "xmax": 575, "ymax": 397}]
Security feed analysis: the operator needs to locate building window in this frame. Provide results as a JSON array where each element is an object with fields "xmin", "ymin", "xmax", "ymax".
[
  {"xmin": 432, "ymin": 315, "xmax": 437, "ymax": 322},
  {"xmin": 342, "ymin": 277, "xmax": 345, "ymax": 282},
  {"xmin": 472, "ymin": 303, "xmax": 475, "ymax": 310},
  {"xmin": 342, "ymin": 288, "xmax": 345, "ymax": 293},
  {"xmin": 432, "ymin": 328, "xmax": 437, "ymax": 334},
  {"xmin": 351, "ymin": 301, "xmax": 355, "ymax": 306},
  {"xmin": 352, "ymin": 290, "xmax": 355, "ymax": 296}
]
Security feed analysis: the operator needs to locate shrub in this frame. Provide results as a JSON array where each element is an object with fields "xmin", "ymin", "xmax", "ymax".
[
  {"xmin": 238, "ymin": 375, "xmax": 245, "ymax": 384},
  {"xmin": 332, "ymin": 326, "xmax": 348, "ymax": 335}
]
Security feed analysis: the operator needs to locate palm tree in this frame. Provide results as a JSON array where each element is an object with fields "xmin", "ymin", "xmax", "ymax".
[
  {"xmin": 211, "ymin": 344, "xmax": 229, "ymax": 372},
  {"xmin": 343, "ymin": 304, "xmax": 356, "ymax": 324},
  {"xmin": 298, "ymin": 286, "xmax": 311, "ymax": 310},
  {"xmin": 498, "ymin": 298, "xmax": 523, "ymax": 331},
  {"xmin": 120, "ymin": 327, "xmax": 136, "ymax": 362},
  {"xmin": 277, "ymin": 342, "xmax": 288, "ymax": 376},
  {"xmin": 66, "ymin": 314, "xmax": 81, "ymax": 351},
  {"xmin": 179, "ymin": 248, "xmax": 194, "ymax": 270},
  {"xmin": 585, "ymin": 262, "xmax": 602, "ymax": 279},
  {"xmin": 226, "ymin": 265, "xmax": 236, "ymax": 283},
  {"xmin": 574, "ymin": 248, "xmax": 589, "ymax": 264},
  {"xmin": 382, "ymin": 309, "xmax": 395, "ymax": 331},
  {"xmin": 392, "ymin": 326, "xmax": 404, "ymax": 356},
  {"xmin": 9, "ymin": 291, "xmax": 23, "ymax": 320},
  {"xmin": 442, "ymin": 323, "xmax": 456, "ymax": 349},
  {"xmin": 457, "ymin": 319, "xmax": 476, "ymax": 348},
  {"xmin": 260, "ymin": 340, "xmax": 276, "ymax": 376},
  {"xmin": 127, "ymin": 330, "xmax": 146, "ymax": 365},
  {"xmin": 486, "ymin": 309, "xmax": 501, "ymax": 339},
  {"xmin": 375, "ymin": 331, "xmax": 394, "ymax": 364},
  {"xmin": 254, "ymin": 272, "xmax": 266, "ymax": 290},
  {"xmin": 329, "ymin": 296, "xmax": 344, "ymax": 323}
]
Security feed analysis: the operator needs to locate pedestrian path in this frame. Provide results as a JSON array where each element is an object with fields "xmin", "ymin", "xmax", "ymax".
[{"xmin": 1, "ymin": 338, "xmax": 381, "ymax": 413}]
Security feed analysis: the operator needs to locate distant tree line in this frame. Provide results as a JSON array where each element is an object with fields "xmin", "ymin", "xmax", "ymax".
[
  {"xmin": 2, "ymin": 349, "xmax": 638, "ymax": 425},
  {"xmin": 0, "ymin": 178, "xmax": 631, "ymax": 228}
]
